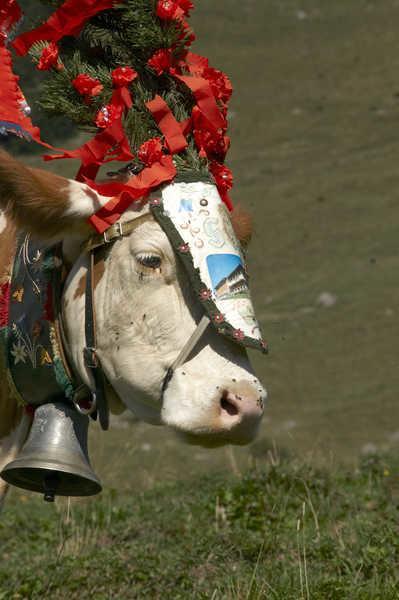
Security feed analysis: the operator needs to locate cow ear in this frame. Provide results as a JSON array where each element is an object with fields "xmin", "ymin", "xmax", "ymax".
[
  {"xmin": 231, "ymin": 205, "xmax": 253, "ymax": 248},
  {"xmin": 0, "ymin": 149, "xmax": 105, "ymax": 240}
]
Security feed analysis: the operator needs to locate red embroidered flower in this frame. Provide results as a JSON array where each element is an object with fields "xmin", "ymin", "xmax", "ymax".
[
  {"xmin": 0, "ymin": 282, "xmax": 10, "ymax": 328},
  {"xmin": 148, "ymin": 48, "xmax": 173, "ymax": 75},
  {"xmin": 95, "ymin": 104, "xmax": 122, "ymax": 128},
  {"xmin": 209, "ymin": 162, "xmax": 233, "ymax": 194},
  {"xmin": 112, "ymin": 66, "xmax": 138, "ymax": 87},
  {"xmin": 156, "ymin": 0, "xmax": 180, "ymax": 20},
  {"xmin": 178, "ymin": 243, "xmax": 190, "ymax": 253},
  {"xmin": 213, "ymin": 313, "xmax": 224, "ymax": 325},
  {"xmin": 199, "ymin": 288, "xmax": 212, "ymax": 301},
  {"xmin": 150, "ymin": 198, "xmax": 162, "ymax": 207},
  {"xmin": 138, "ymin": 137, "xmax": 163, "ymax": 166},
  {"xmin": 233, "ymin": 329, "xmax": 245, "ymax": 341},
  {"xmin": 72, "ymin": 74, "xmax": 103, "ymax": 98},
  {"xmin": 260, "ymin": 340, "xmax": 269, "ymax": 353},
  {"xmin": 37, "ymin": 42, "xmax": 63, "ymax": 71}
]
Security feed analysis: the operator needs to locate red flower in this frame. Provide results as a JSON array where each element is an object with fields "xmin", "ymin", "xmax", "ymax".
[
  {"xmin": 178, "ymin": 0, "xmax": 194, "ymax": 15},
  {"xmin": 112, "ymin": 66, "xmax": 138, "ymax": 87},
  {"xmin": 95, "ymin": 104, "xmax": 122, "ymax": 128},
  {"xmin": 209, "ymin": 162, "xmax": 233, "ymax": 194},
  {"xmin": 72, "ymin": 74, "xmax": 103, "ymax": 98},
  {"xmin": 192, "ymin": 106, "xmax": 229, "ymax": 160},
  {"xmin": 37, "ymin": 42, "xmax": 62, "ymax": 71},
  {"xmin": 177, "ymin": 21, "xmax": 196, "ymax": 48},
  {"xmin": 194, "ymin": 128, "xmax": 230, "ymax": 161},
  {"xmin": 203, "ymin": 67, "xmax": 232, "ymax": 104},
  {"xmin": 186, "ymin": 52, "xmax": 209, "ymax": 75},
  {"xmin": 178, "ymin": 243, "xmax": 190, "ymax": 253},
  {"xmin": 138, "ymin": 137, "xmax": 163, "ymax": 166},
  {"xmin": 148, "ymin": 48, "xmax": 173, "ymax": 75},
  {"xmin": 156, "ymin": 0, "xmax": 180, "ymax": 20}
]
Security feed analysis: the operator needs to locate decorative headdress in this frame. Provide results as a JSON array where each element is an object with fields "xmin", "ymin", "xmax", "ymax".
[{"xmin": 0, "ymin": 0, "xmax": 234, "ymax": 233}]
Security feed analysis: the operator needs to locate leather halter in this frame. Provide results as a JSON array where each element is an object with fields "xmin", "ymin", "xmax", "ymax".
[{"xmin": 80, "ymin": 214, "xmax": 210, "ymax": 431}]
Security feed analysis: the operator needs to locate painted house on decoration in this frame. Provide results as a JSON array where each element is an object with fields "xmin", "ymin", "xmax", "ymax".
[{"xmin": 215, "ymin": 263, "xmax": 248, "ymax": 299}]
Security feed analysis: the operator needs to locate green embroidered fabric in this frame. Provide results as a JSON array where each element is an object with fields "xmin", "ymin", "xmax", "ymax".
[{"xmin": 3, "ymin": 235, "xmax": 75, "ymax": 407}]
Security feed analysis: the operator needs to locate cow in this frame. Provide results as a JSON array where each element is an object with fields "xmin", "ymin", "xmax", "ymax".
[{"xmin": 0, "ymin": 149, "xmax": 267, "ymax": 506}]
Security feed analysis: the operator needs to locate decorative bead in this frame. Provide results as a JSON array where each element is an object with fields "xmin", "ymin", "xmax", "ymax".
[
  {"xmin": 233, "ymin": 329, "xmax": 245, "ymax": 341},
  {"xmin": 200, "ymin": 198, "xmax": 208, "ymax": 206},
  {"xmin": 213, "ymin": 313, "xmax": 224, "ymax": 324},
  {"xmin": 199, "ymin": 288, "xmax": 212, "ymax": 301}
]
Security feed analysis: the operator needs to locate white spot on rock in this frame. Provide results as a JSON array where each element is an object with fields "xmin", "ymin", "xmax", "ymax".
[
  {"xmin": 361, "ymin": 443, "xmax": 378, "ymax": 455},
  {"xmin": 296, "ymin": 10, "xmax": 308, "ymax": 20},
  {"xmin": 388, "ymin": 431, "xmax": 399, "ymax": 443},
  {"xmin": 317, "ymin": 292, "xmax": 337, "ymax": 308}
]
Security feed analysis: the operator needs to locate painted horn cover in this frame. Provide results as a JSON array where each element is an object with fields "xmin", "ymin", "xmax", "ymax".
[{"xmin": 150, "ymin": 181, "xmax": 267, "ymax": 353}]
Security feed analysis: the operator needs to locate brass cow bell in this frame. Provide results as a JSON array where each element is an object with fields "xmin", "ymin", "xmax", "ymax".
[{"xmin": 0, "ymin": 401, "xmax": 102, "ymax": 502}]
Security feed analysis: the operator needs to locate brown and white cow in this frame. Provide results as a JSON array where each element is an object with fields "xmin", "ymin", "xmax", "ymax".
[{"xmin": 0, "ymin": 149, "xmax": 267, "ymax": 505}]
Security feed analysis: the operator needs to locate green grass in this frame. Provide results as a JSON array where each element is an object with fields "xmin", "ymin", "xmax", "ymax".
[{"xmin": 1, "ymin": 452, "xmax": 398, "ymax": 599}]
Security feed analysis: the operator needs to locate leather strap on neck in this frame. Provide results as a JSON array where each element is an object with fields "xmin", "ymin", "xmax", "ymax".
[{"xmin": 84, "ymin": 249, "xmax": 109, "ymax": 430}]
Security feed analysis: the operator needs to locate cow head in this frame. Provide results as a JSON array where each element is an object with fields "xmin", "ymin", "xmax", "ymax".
[{"xmin": 0, "ymin": 150, "xmax": 267, "ymax": 447}]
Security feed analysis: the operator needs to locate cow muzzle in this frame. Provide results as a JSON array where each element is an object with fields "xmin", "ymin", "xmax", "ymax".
[{"xmin": 163, "ymin": 378, "xmax": 267, "ymax": 448}]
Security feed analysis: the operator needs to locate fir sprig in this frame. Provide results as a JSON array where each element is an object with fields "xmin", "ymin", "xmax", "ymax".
[{"xmin": 29, "ymin": 0, "xmax": 227, "ymax": 180}]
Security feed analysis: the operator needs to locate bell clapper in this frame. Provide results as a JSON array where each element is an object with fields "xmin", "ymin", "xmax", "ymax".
[{"xmin": 43, "ymin": 472, "xmax": 60, "ymax": 502}]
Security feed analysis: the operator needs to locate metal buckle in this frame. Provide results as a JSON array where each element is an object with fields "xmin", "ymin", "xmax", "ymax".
[
  {"xmin": 83, "ymin": 347, "xmax": 98, "ymax": 369},
  {"xmin": 103, "ymin": 221, "xmax": 123, "ymax": 244},
  {"xmin": 72, "ymin": 385, "xmax": 97, "ymax": 416}
]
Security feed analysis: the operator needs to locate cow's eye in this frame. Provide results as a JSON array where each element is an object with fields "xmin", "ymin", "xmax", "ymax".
[{"xmin": 136, "ymin": 253, "xmax": 162, "ymax": 270}]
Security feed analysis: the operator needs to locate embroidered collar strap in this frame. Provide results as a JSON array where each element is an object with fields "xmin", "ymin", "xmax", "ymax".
[{"xmin": 6, "ymin": 235, "xmax": 78, "ymax": 407}]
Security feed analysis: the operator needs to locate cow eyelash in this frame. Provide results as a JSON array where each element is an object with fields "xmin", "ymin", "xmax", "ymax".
[{"xmin": 136, "ymin": 253, "xmax": 162, "ymax": 270}]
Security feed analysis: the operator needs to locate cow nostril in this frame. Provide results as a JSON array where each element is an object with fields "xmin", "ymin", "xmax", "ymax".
[{"xmin": 220, "ymin": 393, "xmax": 239, "ymax": 417}]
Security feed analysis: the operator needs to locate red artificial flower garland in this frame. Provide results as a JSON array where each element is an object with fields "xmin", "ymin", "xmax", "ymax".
[{"xmin": 3, "ymin": 0, "xmax": 235, "ymax": 232}]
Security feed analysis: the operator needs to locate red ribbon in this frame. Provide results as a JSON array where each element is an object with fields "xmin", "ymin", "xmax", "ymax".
[
  {"xmin": 173, "ymin": 73, "xmax": 225, "ymax": 131},
  {"xmin": 146, "ymin": 95, "xmax": 188, "ymax": 154},
  {"xmin": 88, "ymin": 155, "xmax": 177, "ymax": 233},
  {"xmin": 44, "ymin": 119, "xmax": 133, "ymax": 181},
  {"xmin": 0, "ymin": 0, "xmax": 22, "ymax": 33},
  {"xmin": 12, "ymin": 0, "xmax": 117, "ymax": 55}
]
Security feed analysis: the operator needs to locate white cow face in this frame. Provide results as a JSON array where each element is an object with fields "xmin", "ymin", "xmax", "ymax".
[
  {"xmin": 62, "ymin": 203, "xmax": 267, "ymax": 446},
  {"xmin": 0, "ymin": 151, "xmax": 267, "ymax": 447}
]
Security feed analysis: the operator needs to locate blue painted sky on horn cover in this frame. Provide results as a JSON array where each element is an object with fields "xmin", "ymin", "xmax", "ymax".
[{"xmin": 206, "ymin": 254, "xmax": 243, "ymax": 290}]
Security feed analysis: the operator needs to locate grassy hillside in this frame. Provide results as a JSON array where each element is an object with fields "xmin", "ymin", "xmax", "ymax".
[{"xmin": 1, "ymin": 452, "xmax": 398, "ymax": 598}]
